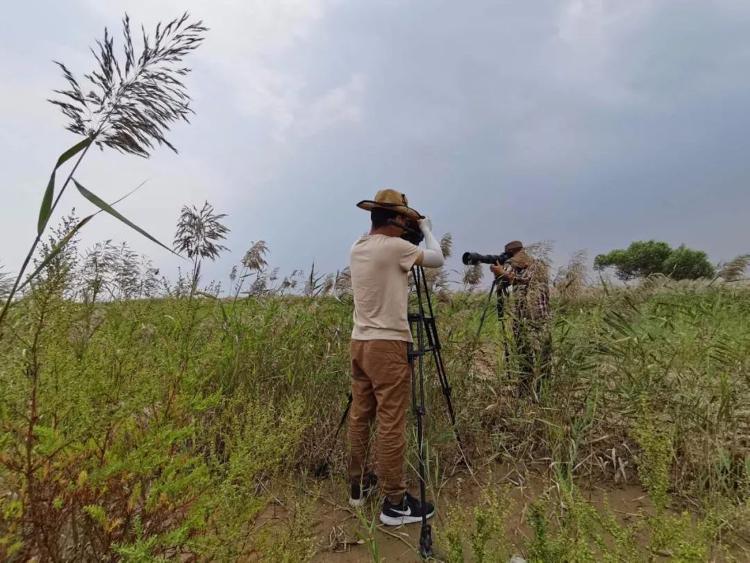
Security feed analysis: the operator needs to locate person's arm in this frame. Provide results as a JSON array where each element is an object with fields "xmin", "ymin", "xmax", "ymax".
[
  {"xmin": 513, "ymin": 260, "xmax": 535, "ymax": 285},
  {"xmin": 491, "ymin": 262, "xmax": 532, "ymax": 285},
  {"xmin": 490, "ymin": 261, "xmax": 510, "ymax": 280},
  {"xmin": 513, "ymin": 267, "xmax": 532, "ymax": 285},
  {"xmin": 414, "ymin": 217, "xmax": 444, "ymax": 268}
]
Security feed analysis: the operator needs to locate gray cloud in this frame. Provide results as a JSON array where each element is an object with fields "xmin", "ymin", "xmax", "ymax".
[{"xmin": 2, "ymin": 0, "xmax": 749, "ymax": 287}]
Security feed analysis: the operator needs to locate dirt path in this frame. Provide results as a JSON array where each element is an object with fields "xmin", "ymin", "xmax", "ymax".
[{"xmin": 310, "ymin": 467, "xmax": 652, "ymax": 562}]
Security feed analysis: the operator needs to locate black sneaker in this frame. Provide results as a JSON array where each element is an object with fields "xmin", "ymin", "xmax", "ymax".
[
  {"xmin": 349, "ymin": 473, "xmax": 378, "ymax": 508},
  {"xmin": 379, "ymin": 492, "xmax": 435, "ymax": 526}
]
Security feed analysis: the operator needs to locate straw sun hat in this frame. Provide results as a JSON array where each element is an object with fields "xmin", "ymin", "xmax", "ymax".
[{"xmin": 356, "ymin": 188, "xmax": 424, "ymax": 221}]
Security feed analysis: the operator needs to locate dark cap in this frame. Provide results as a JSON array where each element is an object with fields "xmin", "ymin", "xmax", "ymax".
[{"xmin": 504, "ymin": 240, "xmax": 523, "ymax": 253}]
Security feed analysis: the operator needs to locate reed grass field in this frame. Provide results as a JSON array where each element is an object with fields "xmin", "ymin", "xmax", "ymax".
[{"xmin": 1, "ymin": 252, "xmax": 748, "ymax": 560}]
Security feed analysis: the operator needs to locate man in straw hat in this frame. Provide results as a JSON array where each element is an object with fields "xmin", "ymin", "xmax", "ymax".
[
  {"xmin": 490, "ymin": 240, "xmax": 552, "ymax": 398},
  {"xmin": 347, "ymin": 188, "xmax": 444, "ymax": 526}
]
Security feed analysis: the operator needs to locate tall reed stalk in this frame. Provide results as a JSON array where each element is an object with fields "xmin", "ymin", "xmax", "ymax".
[{"xmin": 0, "ymin": 13, "xmax": 206, "ymax": 331}]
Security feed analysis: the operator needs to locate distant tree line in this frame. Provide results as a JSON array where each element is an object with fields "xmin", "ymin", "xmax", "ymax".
[{"xmin": 594, "ymin": 240, "xmax": 747, "ymax": 282}]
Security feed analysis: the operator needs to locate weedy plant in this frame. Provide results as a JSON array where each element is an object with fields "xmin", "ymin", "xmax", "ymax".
[
  {"xmin": 237, "ymin": 240, "xmax": 272, "ymax": 297},
  {"xmin": 0, "ymin": 13, "xmax": 206, "ymax": 329},
  {"xmin": 332, "ymin": 266, "xmax": 352, "ymax": 300},
  {"xmin": 441, "ymin": 486, "xmax": 510, "ymax": 563},
  {"xmin": 462, "ymin": 262, "xmax": 484, "ymax": 292},
  {"xmin": 0, "ymin": 265, "xmax": 10, "ymax": 299},
  {"xmin": 714, "ymin": 253, "xmax": 750, "ymax": 283},
  {"xmin": 1, "ymin": 240, "xmax": 748, "ymax": 559},
  {"xmin": 173, "ymin": 201, "xmax": 230, "ymax": 298},
  {"xmin": 79, "ymin": 240, "xmax": 160, "ymax": 302},
  {"xmin": 554, "ymin": 250, "xmax": 588, "ymax": 302}
]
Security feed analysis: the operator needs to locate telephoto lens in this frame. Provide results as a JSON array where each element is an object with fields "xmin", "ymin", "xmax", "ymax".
[{"xmin": 461, "ymin": 251, "xmax": 510, "ymax": 266}]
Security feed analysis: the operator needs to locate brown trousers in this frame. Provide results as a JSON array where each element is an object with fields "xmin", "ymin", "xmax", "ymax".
[{"xmin": 348, "ymin": 339, "xmax": 411, "ymax": 503}]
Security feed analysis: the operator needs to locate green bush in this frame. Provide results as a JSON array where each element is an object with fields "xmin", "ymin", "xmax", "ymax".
[{"xmin": 594, "ymin": 240, "xmax": 715, "ymax": 280}]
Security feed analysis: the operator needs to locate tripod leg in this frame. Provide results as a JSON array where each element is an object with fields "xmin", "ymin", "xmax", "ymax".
[
  {"xmin": 334, "ymin": 392, "xmax": 353, "ymax": 444},
  {"xmin": 416, "ymin": 268, "xmax": 468, "ymax": 463},
  {"xmin": 411, "ymin": 266, "xmax": 471, "ymax": 470},
  {"xmin": 500, "ymin": 316, "xmax": 512, "ymax": 379},
  {"xmin": 409, "ymin": 323, "xmax": 433, "ymax": 558},
  {"xmin": 426, "ymin": 319, "xmax": 471, "ymax": 468},
  {"xmin": 315, "ymin": 392, "xmax": 352, "ymax": 477},
  {"xmin": 425, "ymin": 322, "xmax": 455, "ymax": 426},
  {"xmin": 474, "ymin": 279, "xmax": 498, "ymax": 343}
]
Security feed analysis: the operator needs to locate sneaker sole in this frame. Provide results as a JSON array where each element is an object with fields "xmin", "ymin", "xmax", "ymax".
[{"xmin": 379, "ymin": 509, "xmax": 435, "ymax": 526}]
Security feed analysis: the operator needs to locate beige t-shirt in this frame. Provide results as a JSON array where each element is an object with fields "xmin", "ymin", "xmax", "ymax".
[{"xmin": 350, "ymin": 234, "xmax": 422, "ymax": 342}]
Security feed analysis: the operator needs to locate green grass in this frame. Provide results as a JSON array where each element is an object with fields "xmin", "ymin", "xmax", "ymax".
[{"xmin": 1, "ymin": 280, "xmax": 748, "ymax": 560}]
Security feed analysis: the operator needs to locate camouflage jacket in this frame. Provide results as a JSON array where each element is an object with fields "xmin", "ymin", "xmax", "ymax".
[{"xmin": 496, "ymin": 250, "xmax": 551, "ymax": 322}]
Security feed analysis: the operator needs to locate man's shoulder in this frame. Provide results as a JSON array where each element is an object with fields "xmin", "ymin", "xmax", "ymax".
[
  {"xmin": 383, "ymin": 235, "xmax": 417, "ymax": 251},
  {"xmin": 350, "ymin": 234, "xmax": 374, "ymax": 252},
  {"xmin": 352, "ymin": 234, "xmax": 415, "ymax": 252}
]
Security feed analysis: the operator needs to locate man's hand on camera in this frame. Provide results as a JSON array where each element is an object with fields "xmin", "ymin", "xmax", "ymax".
[
  {"xmin": 418, "ymin": 217, "xmax": 432, "ymax": 233},
  {"xmin": 490, "ymin": 261, "xmax": 510, "ymax": 280}
]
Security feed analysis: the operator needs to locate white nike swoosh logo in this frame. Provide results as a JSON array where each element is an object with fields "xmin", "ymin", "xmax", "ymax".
[{"xmin": 391, "ymin": 506, "xmax": 411, "ymax": 516}]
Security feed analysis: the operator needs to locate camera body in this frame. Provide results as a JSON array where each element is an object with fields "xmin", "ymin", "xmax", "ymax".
[
  {"xmin": 399, "ymin": 219, "xmax": 425, "ymax": 246},
  {"xmin": 461, "ymin": 251, "xmax": 511, "ymax": 266}
]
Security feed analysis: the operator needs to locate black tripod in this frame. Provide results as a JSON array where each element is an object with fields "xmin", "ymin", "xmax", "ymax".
[
  {"xmin": 408, "ymin": 264, "xmax": 466, "ymax": 559},
  {"xmin": 474, "ymin": 277, "xmax": 511, "ymax": 374}
]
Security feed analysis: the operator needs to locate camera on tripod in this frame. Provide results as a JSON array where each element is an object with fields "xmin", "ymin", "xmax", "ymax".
[
  {"xmin": 399, "ymin": 218, "xmax": 425, "ymax": 246},
  {"xmin": 461, "ymin": 251, "xmax": 511, "ymax": 266}
]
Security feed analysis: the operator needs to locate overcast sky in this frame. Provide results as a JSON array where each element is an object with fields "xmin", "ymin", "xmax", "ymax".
[{"xmin": 2, "ymin": 0, "xmax": 749, "ymax": 287}]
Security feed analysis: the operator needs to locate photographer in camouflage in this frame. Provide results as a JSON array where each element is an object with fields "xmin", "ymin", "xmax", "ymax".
[{"xmin": 490, "ymin": 241, "xmax": 552, "ymax": 398}]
